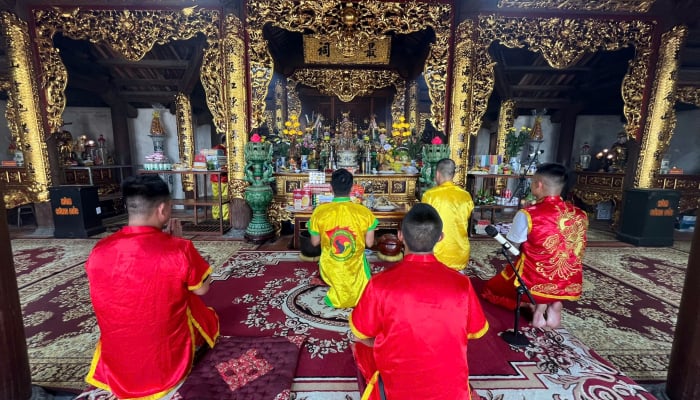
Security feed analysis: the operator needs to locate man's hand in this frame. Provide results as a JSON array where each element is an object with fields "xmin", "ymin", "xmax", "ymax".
[{"xmin": 351, "ymin": 334, "xmax": 375, "ymax": 347}]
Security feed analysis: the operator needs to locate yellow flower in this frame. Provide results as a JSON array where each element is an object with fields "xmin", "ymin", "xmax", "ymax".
[{"xmin": 285, "ymin": 121, "xmax": 291, "ymax": 128}]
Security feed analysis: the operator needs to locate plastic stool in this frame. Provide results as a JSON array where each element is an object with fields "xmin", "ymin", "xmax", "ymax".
[{"xmin": 17, "ymin": 204, "xmax": 35, "ymax": 227}]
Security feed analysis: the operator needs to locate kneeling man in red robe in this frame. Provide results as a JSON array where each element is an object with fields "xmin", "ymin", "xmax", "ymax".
[
  {"xmin": 85, "ymin": 175, "xmax": 219, "ymax": 399},
  {"xmin": 482, "ymin": 163, "xmax": 588, "ymax": 328},
  {"xmin": 350, "ymin": 203, "xmax": 489, "ymax": 400}
]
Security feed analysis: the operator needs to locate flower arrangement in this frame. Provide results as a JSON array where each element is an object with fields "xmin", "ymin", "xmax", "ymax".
[
  {"xmin": 504, "ymin": 126, "xmax": 532, "ymax": 159},
  {"xmin": 391, "ymin": 116, "xmax": 412, "ymax": 146},
  {"xmin": 299, "ymin": 133, "xmax": 316, "ymax": 156},
  {"xmin": 282, "ymin": 115, "xmax": 303, "ymax": 138}
]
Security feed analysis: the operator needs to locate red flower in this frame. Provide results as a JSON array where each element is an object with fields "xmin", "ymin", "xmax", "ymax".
[
  {"xmin": 431, "ymin": 137, "xmax": 443, "ymax": 145},
  {"xmin": 251, "ymin": 133, "xmax": 261, "ymax": 143}
]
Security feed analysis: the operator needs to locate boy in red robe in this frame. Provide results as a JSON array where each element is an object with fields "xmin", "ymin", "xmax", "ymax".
[
  {"xmin": 482, "ymin": 163, "xmax": 588, "ymax": 328},
  {"xmin": 85, "ymin": 175, "xmax": 219, "ymax": 399},
  {"xmin": 350, "ymin": 203, "xmax": 489, "ymax": 400}
]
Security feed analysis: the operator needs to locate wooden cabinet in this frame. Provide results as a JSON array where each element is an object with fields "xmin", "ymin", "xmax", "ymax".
[
  {"xmin": 571, "ymin": 171, "xmax": 625, "ymax": 227},
  {"xmin": 467, "ymin": 173, "xmax": 525, "ymax": 236},
  {"xmin": 61, "ymin": 165, "xmax": 133, "ymax": 216},
  {"xmin": 139, "ymin": 170, "xmax": 231, "ymax": 235}
]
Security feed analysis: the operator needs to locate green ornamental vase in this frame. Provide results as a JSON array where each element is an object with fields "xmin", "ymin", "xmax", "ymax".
[
  {"xmin": 244, "ymin": 141, "xmax": 275, "ymax": 243},
  {"xmin": 419, "ymin": 144, "xmax": 451, "ymax": 195}
]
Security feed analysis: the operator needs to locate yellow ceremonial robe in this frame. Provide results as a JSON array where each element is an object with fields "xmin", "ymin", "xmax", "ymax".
[
  {"xmin": 422, "ymin": 181, "xmax": 475, "ymax": 270},
  {"xmin": 309, "ymin": 197, "xmax": 378, "ymax": 308}
]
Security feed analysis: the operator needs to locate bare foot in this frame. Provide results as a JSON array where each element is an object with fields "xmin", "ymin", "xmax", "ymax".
[
  {"xmin": 310, "ymin": 276, "xmax": 327, "ymax": 286},
  {"xmin": 545, "ymin": 301, "xmax": 563, "ymax": 328},
  {"xmin": 531, "ymin": 304, "xmax": 548, "ymax": 328}
]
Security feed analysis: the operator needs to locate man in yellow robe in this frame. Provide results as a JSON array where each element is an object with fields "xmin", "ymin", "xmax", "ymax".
[
  {"xmin": 309, "ymin": 169, "xmax": 378, "ymax": 308},
  {"xmin": 421, "ymin": 158, "xmax": 475, "ymax": 271},
  {"xmin": 211, "ymin": 136, "xmax": 229, "ymax": 221}
]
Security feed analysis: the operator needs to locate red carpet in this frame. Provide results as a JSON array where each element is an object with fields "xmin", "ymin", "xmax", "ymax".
[
  {"xmin": 13, "ymin": 237, "xmax": 680, "ymax": 397},
  {"xmin": 469, "ymin": 244, "xmax": 686, "ymax": 382},
  {"xmin": 203, "ymin": 251, "xmax": 363, "ymax": 380},
  {"xmin": 204, "ymin": 250, "xmax": 657, "ymax": 399}
]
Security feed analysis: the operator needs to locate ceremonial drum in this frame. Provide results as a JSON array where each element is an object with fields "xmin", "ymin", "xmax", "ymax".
[{"xmin": 376, "ymin": 233, "xmax": 403, "ymax": 262}]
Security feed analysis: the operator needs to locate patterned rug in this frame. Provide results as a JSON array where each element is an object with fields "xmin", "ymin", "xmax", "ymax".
[
  {"xmin": 204, "ymin": 251, "xmax": 657, "ymax": 399},
  {"xmin": 12, "ymin": 241, "xmax": 686, "ymax": 395},
  {"xmin": 468, "ymin": 244, "xmax": 689, "ymax": 382},
  {"xmin": 11, "ymin": 238, "xmax": 255, "ymax": 390}
]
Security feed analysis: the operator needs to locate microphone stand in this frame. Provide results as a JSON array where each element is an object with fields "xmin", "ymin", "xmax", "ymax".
[{"xmin": 499, "ymin": 246, "xmax": 537, "ymax": 347}]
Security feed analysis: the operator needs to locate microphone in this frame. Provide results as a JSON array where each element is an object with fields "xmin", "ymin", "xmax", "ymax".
[{"xmin": 484, "ymin": 225, "xmax": 520, "ymax": 257}]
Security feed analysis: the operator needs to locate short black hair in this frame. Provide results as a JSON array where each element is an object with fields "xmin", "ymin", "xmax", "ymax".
[
  {"xmin": 122, "ymin": 175, "xmax": 171, "ymax": 216},
  {"xmin": 331, "ymin": 168, "xmax": 353, "ymax": 196},
  {"xmin": 534, "ymin": 163, "xmax": 568, "ymax": 190},
  {"xmin": 401, "ymin": 203, "xmax": 443, "ymax": 253}
]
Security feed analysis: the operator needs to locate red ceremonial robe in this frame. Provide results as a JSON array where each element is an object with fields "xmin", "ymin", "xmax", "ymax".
[
  {"xmin": 350, "ymin": 254, "xmax": 489, "ymax": 400},
  {"xmin": 85, "ymin": 226, "xmax": 219, "ymax": 400},
  {"xmin": 482, "ymin": 196, "xmax": 588, "ymax": 310}
]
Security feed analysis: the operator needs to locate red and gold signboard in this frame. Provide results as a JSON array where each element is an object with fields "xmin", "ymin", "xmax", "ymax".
[{"xmin": 303, "ymin": 35, "xmax": 391, "ymax": 65}]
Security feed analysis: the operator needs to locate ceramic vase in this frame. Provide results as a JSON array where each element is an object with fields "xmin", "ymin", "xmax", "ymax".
[{"xmin": 244, "ymin": 141, "xmax": 275, "ymax": 243}]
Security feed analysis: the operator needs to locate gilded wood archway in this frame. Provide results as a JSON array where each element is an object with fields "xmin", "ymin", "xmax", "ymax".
[
  {"xmin": 449, "ymin": 15, "xmax": 657, "ymax": 184},
  {"xmin": 1, "ymin": 12, "xmax": 51, "ymax": 205},
  {"xmin": 29, "ymin": 7, "xmax": 248, "ymax": 184},
  {"xmin": 246, "ymin": 1, "xmax": 452, "ymax": 131}
]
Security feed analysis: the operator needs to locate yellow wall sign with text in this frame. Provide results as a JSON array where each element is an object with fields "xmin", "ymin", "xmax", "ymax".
[{"xmin": 303, "ymin": 36, "xmax": 391, "ymax": 65}]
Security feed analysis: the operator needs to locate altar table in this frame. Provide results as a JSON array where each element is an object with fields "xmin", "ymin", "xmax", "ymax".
[
  {"xmin": 291, "ymin": 205, "xmax": 408, "ymax": 250},
  {"xmin": 273, "ymin": 172, "xmax": 419, "ymax": 209}
]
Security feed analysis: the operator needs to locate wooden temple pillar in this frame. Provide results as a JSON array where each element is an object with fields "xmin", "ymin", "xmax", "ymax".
[
  {"xmin": 666, "ymin": 209, "xmax": 700, "ymax": 400},
  {"xmin": 0, "ymin": 199, "xmax": 32, "ymax": 400}
]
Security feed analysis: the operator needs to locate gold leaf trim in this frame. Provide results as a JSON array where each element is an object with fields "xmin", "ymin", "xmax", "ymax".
[
  {"xmin": 635, "ymin": 26, "xmax": 687, "ymax": 188},
  {"xmin": 449, "ymin": 19, "xmax": 476, "ymax": 184},
  {"xmin": 175, "ymin": 93, "xmax": 195, "ymax": 192},
  {"xmin": 223, "ymin": 14, "xmax": 248, "ymax": 180},
  {"xmin": 247, "ymin": 0, "xmax": 451, "ymax": 129},
  {"xmin": 676, "ymin": 85, "xmax": 700, "ymax": 107},
  {"xmin": 497, "ymin": 99, "xmax": 516, "ymax": 159},
  {"xmin": 497, "ymin": 0, "xmax": 654, "ymax": 13},
  {"xmin": 1, "ymin": 11, "xmax": 53, "ymax": 204},
  {"xmin": 32, "ymin": 7, "xmax": 225, "ymax": 137},
  {"xmin": 291, "ymin": 69, "xmax": 402, "ymax": 103},
  {"xmin": 470, "ymin": 15, "xmax": 654, "ymax": 141}
]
